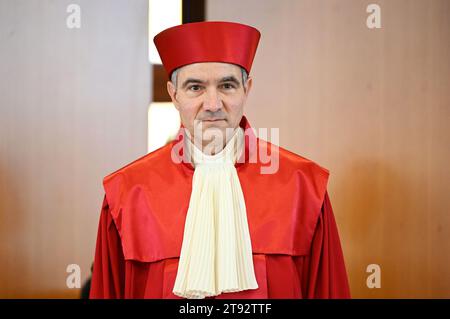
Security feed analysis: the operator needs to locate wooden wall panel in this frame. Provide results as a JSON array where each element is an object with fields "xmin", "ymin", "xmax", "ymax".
[{"xmin": 0, "ymin": 0, "xmax": 150, "ymax": 297}]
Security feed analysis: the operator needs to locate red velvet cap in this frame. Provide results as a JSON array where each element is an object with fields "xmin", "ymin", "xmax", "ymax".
[{"xmin": 153, "ymin": 21, "xmax": 261, "ymax": 78}]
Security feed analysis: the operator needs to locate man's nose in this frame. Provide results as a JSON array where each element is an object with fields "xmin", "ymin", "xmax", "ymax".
[{"xmin": 202, "ymin": 89, "xmax": 222, "ymax": 112}]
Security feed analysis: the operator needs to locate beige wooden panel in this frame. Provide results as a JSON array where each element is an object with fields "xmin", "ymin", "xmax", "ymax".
[
  {"xmin": 0, "ymin": 0, "xmax": 150, "ymax": 297},
  {"xmin": 208, "ymin": 0, "xmax": 450, "ymax": 298}
]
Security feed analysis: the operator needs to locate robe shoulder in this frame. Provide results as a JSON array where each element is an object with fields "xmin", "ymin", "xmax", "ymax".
[
  {"xmin": 100, "ymin": 141, "xmax": 195, "ymax": 262},
  {"xmin": 102, "ymin": 141, "xmax": 182, "ymax": 213},
  {"xmin": 275, "ymin": 141, "xmax": 329, "ymax": 180},
  {"xmin": 241, "ymin": 139, "xmax": 330, "ymax": 255},
  {"xmin": 254, "ymin": 138, "xmax": 330, "ymax": 203},
  {"xmin": 103, "ymin": 142, "xmax": 176, "ymax": 188}
]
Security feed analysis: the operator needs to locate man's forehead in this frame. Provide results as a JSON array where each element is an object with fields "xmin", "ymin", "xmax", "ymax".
[{"xmin": 178, "ymin": 62, "xmax": 241, "ymax": 79}]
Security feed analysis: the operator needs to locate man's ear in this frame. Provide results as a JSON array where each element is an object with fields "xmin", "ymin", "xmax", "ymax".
[
  {"xmin": 243, "ymin": 76, "xmax": 253, "ymax": 98},
  {"xmin": 167, "ymin": 81, "xmax": 180, "ymax": 110}
]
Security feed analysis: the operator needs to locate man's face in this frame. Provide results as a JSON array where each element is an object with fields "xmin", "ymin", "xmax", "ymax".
[{"xmin": 167, "ymin": 62, "xmax": 252, "ymax": 149}]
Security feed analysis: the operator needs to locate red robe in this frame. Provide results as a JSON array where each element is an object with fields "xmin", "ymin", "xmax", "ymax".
[{"xmin": 89, "ymin": 117, "xmax": 350, "ymax": 299}]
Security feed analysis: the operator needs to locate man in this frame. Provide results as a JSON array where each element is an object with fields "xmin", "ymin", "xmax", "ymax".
[{"xmin": 90, "ymin": 21, "xmax": 350, "ymax": 299}]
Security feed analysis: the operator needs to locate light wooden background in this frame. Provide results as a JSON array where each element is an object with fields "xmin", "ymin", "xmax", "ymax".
[
  {"xmin": 208, "ymin": 0, "xmax": 450, "ymax": 298},
  {"xmin": 0, "ymin": 0, "xmax": 150, "ymax": 298}
]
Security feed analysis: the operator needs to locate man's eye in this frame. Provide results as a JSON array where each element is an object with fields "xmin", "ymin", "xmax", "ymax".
[
  {"xmin": 189, "ymin": 85, "xmax": 201, "ymax": 91},
  {"xmin": 221, "ymin": 83, "xmax": 235, "ymax": 89}
]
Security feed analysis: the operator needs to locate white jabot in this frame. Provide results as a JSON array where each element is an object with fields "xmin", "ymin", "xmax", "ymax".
[{"xmin": 172, "ymin": 127, "xmax": 258, "ymax": 299}]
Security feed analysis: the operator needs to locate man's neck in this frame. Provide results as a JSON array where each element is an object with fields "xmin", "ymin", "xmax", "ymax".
[{"xmin": 188, "ymin": 128, "xmax": 239, "ymax": 156}]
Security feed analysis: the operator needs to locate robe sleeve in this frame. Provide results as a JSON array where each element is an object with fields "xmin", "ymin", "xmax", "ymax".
[
  {"xmin": 89, "ymin": 195, "xmax": 126, "ymax": 298},
  {"xmin": 296, "ymin": 191, "xmax": 351, "ymax": 298}
]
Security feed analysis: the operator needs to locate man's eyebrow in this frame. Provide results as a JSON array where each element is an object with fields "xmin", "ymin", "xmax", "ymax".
[
  {"xmin": 180, "ymin": 76, "xmax": 241, "ymax": 89},
  {"xmin": 219, "ymin": 76, "xmax": 241, "ymax": 86},
  {"xmin": 181, "ymin": 78, "xmax": 205, "ymax": 89}
]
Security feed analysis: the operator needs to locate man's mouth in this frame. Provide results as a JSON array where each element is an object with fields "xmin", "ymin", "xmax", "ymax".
[{"xmin": 202, "ymin": 119, "xmax": 225, "ymax": 122}]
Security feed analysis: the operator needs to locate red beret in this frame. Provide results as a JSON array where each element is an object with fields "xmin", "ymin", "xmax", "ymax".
[{"xmin": 153, "ymin": 21, "xmax": 261, "ymax": 78}]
